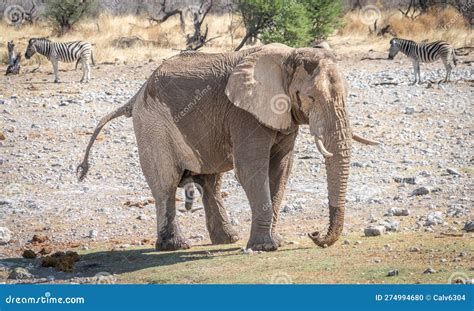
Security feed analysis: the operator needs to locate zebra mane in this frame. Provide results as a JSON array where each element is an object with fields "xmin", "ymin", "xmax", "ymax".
[
  {"xmin": 391, "ymin": 38, "xmax": 416, "ymax": 46},
  {"xmin": 30, "ymin": 37, "xmax": 51, "ymax": 44}
]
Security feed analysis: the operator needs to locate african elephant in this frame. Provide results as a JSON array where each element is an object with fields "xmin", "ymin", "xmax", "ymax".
[{"xmin": 77, "ymin": 43, "xmax": 378, "ymax": 251}]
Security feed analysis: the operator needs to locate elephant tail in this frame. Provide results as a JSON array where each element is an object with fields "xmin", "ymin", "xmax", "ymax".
[{"xmin": 76, "ymin": 99, "xmax": 134, "ymax": 181}]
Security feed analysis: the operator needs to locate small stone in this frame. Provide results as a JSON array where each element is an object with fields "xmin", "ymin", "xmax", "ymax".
[
  {"xmin": 387, "ymin": 269, "xmax": 399, "ymax": 277},
  {"xmin": 0, "ymin": 227, "xmax": 12, "ymax": 245},
  {"xmin": 405, "ymin": 107, "xmax": 415, "ymax": 115},
  {"xmin": 412, "ymin": 186, "xmax": 431, "ymax": 196},
  {"xmin": 385, "ymin": 207, "xmax": 410, "ymax": 216},
  {"xmin": 446, "ymin": 168, "xmax": 461, "ymax": 176},
  {"xmin": 32, "ymin": 234, "xmax": 49, "ymax": 243},
  {"xmin": 409, "ymin": 246, "xmax": 421, "ymax": 252},
  {"xmin": 364, "ymin": 226, "xmax": 385, "ymax": 237},
  {"xmin": 9, "ymin": 267, "xmax": 32, "ymax": 280},
  {"xmin": 463, "ymin": 221, "xmax": 474, "ymax": 232},
  {"xmin": 355, "ymin": 240, "xmax": 362, "ymax": 245},
  {"xmin": 22, "ymin": 249, "xmax": 37, "ymax": 259},
  {"xmin": 425, "ymin": 211, "xmax": 443, "ymax": 226},
  {"xmin": 459, "ymin": 252, "xmax": 467, "ymax": 257},
  {"xmin": 393, "ymin": 177, "xmax": 416, "ymax": 185},
  {"xmin": 374, "ymin": 258, "xmax": 382, "ymax": 263},
  {"xmin": 88, "ymin": 229, "xmax": 98, "ymax": 238},
  {"xmin": 343, "ymin": 239, "xmax": 350, "ymax": 245},
  {"xmin": 0, "ymin": 199, "xmax": 13, "ymax": 206},
  {"xmin": 423, "ymin": 267, "xmax": 436, "ymax": 274},
  {"xmin": 383, "ymin": 220, "xmax": 399, "ymax": 232},
  {"xmin": 230, "ymin": 218, "xmax": 240, "ymax": 226},
  {"xmin": 288, "ymin": 241, "xmax": 300, "ymax": 245},
  {"xmin": 440, "ymin": 258, "xmax": 447, "ymax": 263},
  {"xmin": 136, "ymin": 214, "xmax": 147, "ymax": 220}
]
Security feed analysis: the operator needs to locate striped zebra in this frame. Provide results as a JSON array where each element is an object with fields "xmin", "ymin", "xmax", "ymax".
[
  {"xmin": 388, "ymin": 38, "xmax": 458, "ymax": 84},
  {"xmin": 25, "ymin": 38, "xmax": 95, "ymax": 83}
]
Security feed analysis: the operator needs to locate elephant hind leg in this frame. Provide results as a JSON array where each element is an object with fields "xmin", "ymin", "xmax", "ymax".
[
  {"xmin": 138, "ymin": 147, "xmax": 190, "ymax": 251},
  {"xmin": 199, "ymin": 173, "xmax": 240, "ymax": 244}
]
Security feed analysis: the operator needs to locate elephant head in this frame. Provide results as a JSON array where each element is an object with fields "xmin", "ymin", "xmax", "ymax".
[{"xmin": 225, "ymin": 44, "xmax": 378, "ymax": 247}]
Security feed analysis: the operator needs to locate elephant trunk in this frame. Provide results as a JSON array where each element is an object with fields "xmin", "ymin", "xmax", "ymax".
[{"xmin": 308, "ymin": 101, "xmax": 352, "ymax": 248}]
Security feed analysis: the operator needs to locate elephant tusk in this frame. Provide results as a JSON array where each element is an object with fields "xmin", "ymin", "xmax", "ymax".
[
  {"xmin": 352, "ymin": 133, "xmax": 380, "ymax": 145},
  {"xmin": 316, "ymin": 138, "xmax": 333, "ymax": 158}
]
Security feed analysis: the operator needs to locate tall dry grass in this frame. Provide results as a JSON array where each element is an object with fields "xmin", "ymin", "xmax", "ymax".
[
  {"xmin": 0, "ymin": 7, "xmax": 471, "ymax": 65},
  {"xmin": 0, "ymin": 13, "xmax": 244, "ymax": 66},
  {"xmin": 334, "ymin": 6, "xmax": 472, "ymax": 56}
]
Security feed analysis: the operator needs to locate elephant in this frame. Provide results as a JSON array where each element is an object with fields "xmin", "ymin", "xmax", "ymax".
[{"xmin": 77, "ymin": 43, "xmax": 378, "ymax": 251}]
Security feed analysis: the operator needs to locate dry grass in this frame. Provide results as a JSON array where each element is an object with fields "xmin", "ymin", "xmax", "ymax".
[
  {"xmin": 332, "ymin": 7, "xmax": 472, "ymax": 56},
  {"xmin": 0, "ymin": 13, "xmax": 244, "ymax": 66},
  {"xmin": 0, "ymin": 8, "xmax": 471, "ymax": 66}
]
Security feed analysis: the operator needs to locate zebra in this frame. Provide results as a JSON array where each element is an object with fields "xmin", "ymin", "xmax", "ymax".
[
  {"xmin": 6, "ymin": 41, "xmax": 21, "ymax": 75},
  {"xmin": 388, "ymin": 38, "xmax": 458, "ymax": 84},
  {"xmin": 25, "ymin": 38, "xmax": 95, "ymax": 83}
]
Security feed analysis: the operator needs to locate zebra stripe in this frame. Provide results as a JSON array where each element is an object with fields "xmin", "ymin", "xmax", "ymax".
[
  {"xmin": 25, "ymin": 38, "xmax": 95, "ymax": 83},
  {"xmin": 388, "ymin": 37, "xmax": 457, "ymax": 84}
]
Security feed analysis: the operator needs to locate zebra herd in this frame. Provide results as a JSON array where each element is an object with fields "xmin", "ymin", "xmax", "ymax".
[{"xmin": 5, "ymin": 37, "xmax": 459, "ymax": 84}]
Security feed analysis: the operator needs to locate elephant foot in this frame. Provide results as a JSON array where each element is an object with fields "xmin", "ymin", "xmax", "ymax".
[
  {"xmin": 209, "ymin": 223, "xmax": 240, "ymax": 245},
  {"xmin": 246, "ymin": 232, "xmax": 278, "ymax": 251},
  {"xmin": 155, "ymin": 224, "xmax": 191, "ymax": 251},
  {"xmin": 155, "ymin": 235, "xmax": 190, "ymax": 251}
]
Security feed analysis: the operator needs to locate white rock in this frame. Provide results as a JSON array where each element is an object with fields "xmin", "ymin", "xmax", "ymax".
[
  {"xmin": 88, "ymin": 229, "xmax": 98, "ymax": 239},
  {"xmin": 0, "ymin": 227, "xmax": 12, "ymax": 245}
]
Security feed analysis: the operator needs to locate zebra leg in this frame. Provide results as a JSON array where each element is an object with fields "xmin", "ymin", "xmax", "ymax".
[
  {"xmin": 51, "ymin": 59, "xmax": 59, "ymax": 83},
  {"xmin": 85, "ymin": 60, "xmax": 91, "ymax": 83},
  {"xmin": 411, "ymin": 60, "xmax": 419, "ymax": 85},
  {"xmin": 80, "ymin": 58, "xmax": 86, "ymax": 83},
  {"xmin": 415, "ymin": 61, "xmax": 422, "ymax": 84},
  {"xmin": 442, "ymin": 58, "xmax": 452, "ymax": 83}
]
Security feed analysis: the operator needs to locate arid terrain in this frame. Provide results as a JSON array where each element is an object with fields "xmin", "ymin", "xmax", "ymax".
[{"xmin": 1, "ymin": 46, "xmax": 472, "ymax": 284}]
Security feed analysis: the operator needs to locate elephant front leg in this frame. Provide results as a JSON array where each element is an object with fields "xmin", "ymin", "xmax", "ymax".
[
  {"xmin": 235, "ymin": 155, "xmax": 277, "ymax": 251},
  {"xmin": 200, "ymin": 174, "xmax": 240, "ymax": 244},
  {"xmin": 269, "ymin": 144, "xmax": 295, "ymax": 247}
]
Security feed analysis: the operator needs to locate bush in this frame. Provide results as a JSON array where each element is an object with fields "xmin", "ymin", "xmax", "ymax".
[
  {"xmin": 236, "ymin": 0, "xmax": 342, "ymax": 49},
  {"xmin": 44, "ymin": 0, "xmax": 97, "ymax": 36},
  {"xmin": 304, "ymin": 0, "xmax": 343, "ymax": 40},
  {"xmin": 260, "ymin": 1, "xmax": 313, "ymax": 47}
]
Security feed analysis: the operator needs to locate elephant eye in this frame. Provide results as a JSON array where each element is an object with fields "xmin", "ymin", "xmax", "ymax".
[{"xmin": 308, "ymin": 95, "xmax": 316, "ymax": 101}]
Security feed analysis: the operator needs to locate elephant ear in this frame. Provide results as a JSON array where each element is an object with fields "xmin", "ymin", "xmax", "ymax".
[{"xmin": 225, "ymin": 44, "xmax": 293, "ymax": 132}]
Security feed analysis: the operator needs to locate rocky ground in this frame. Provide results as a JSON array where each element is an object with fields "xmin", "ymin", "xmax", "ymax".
[{"xmin": 0, "ymin": 51, "xmax": 472, "ymax": 284}]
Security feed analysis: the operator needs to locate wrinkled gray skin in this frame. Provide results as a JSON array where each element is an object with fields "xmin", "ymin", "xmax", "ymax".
[{"xmin": 77, "ymin": 43, "xmax": 378, "ymax": 251}]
